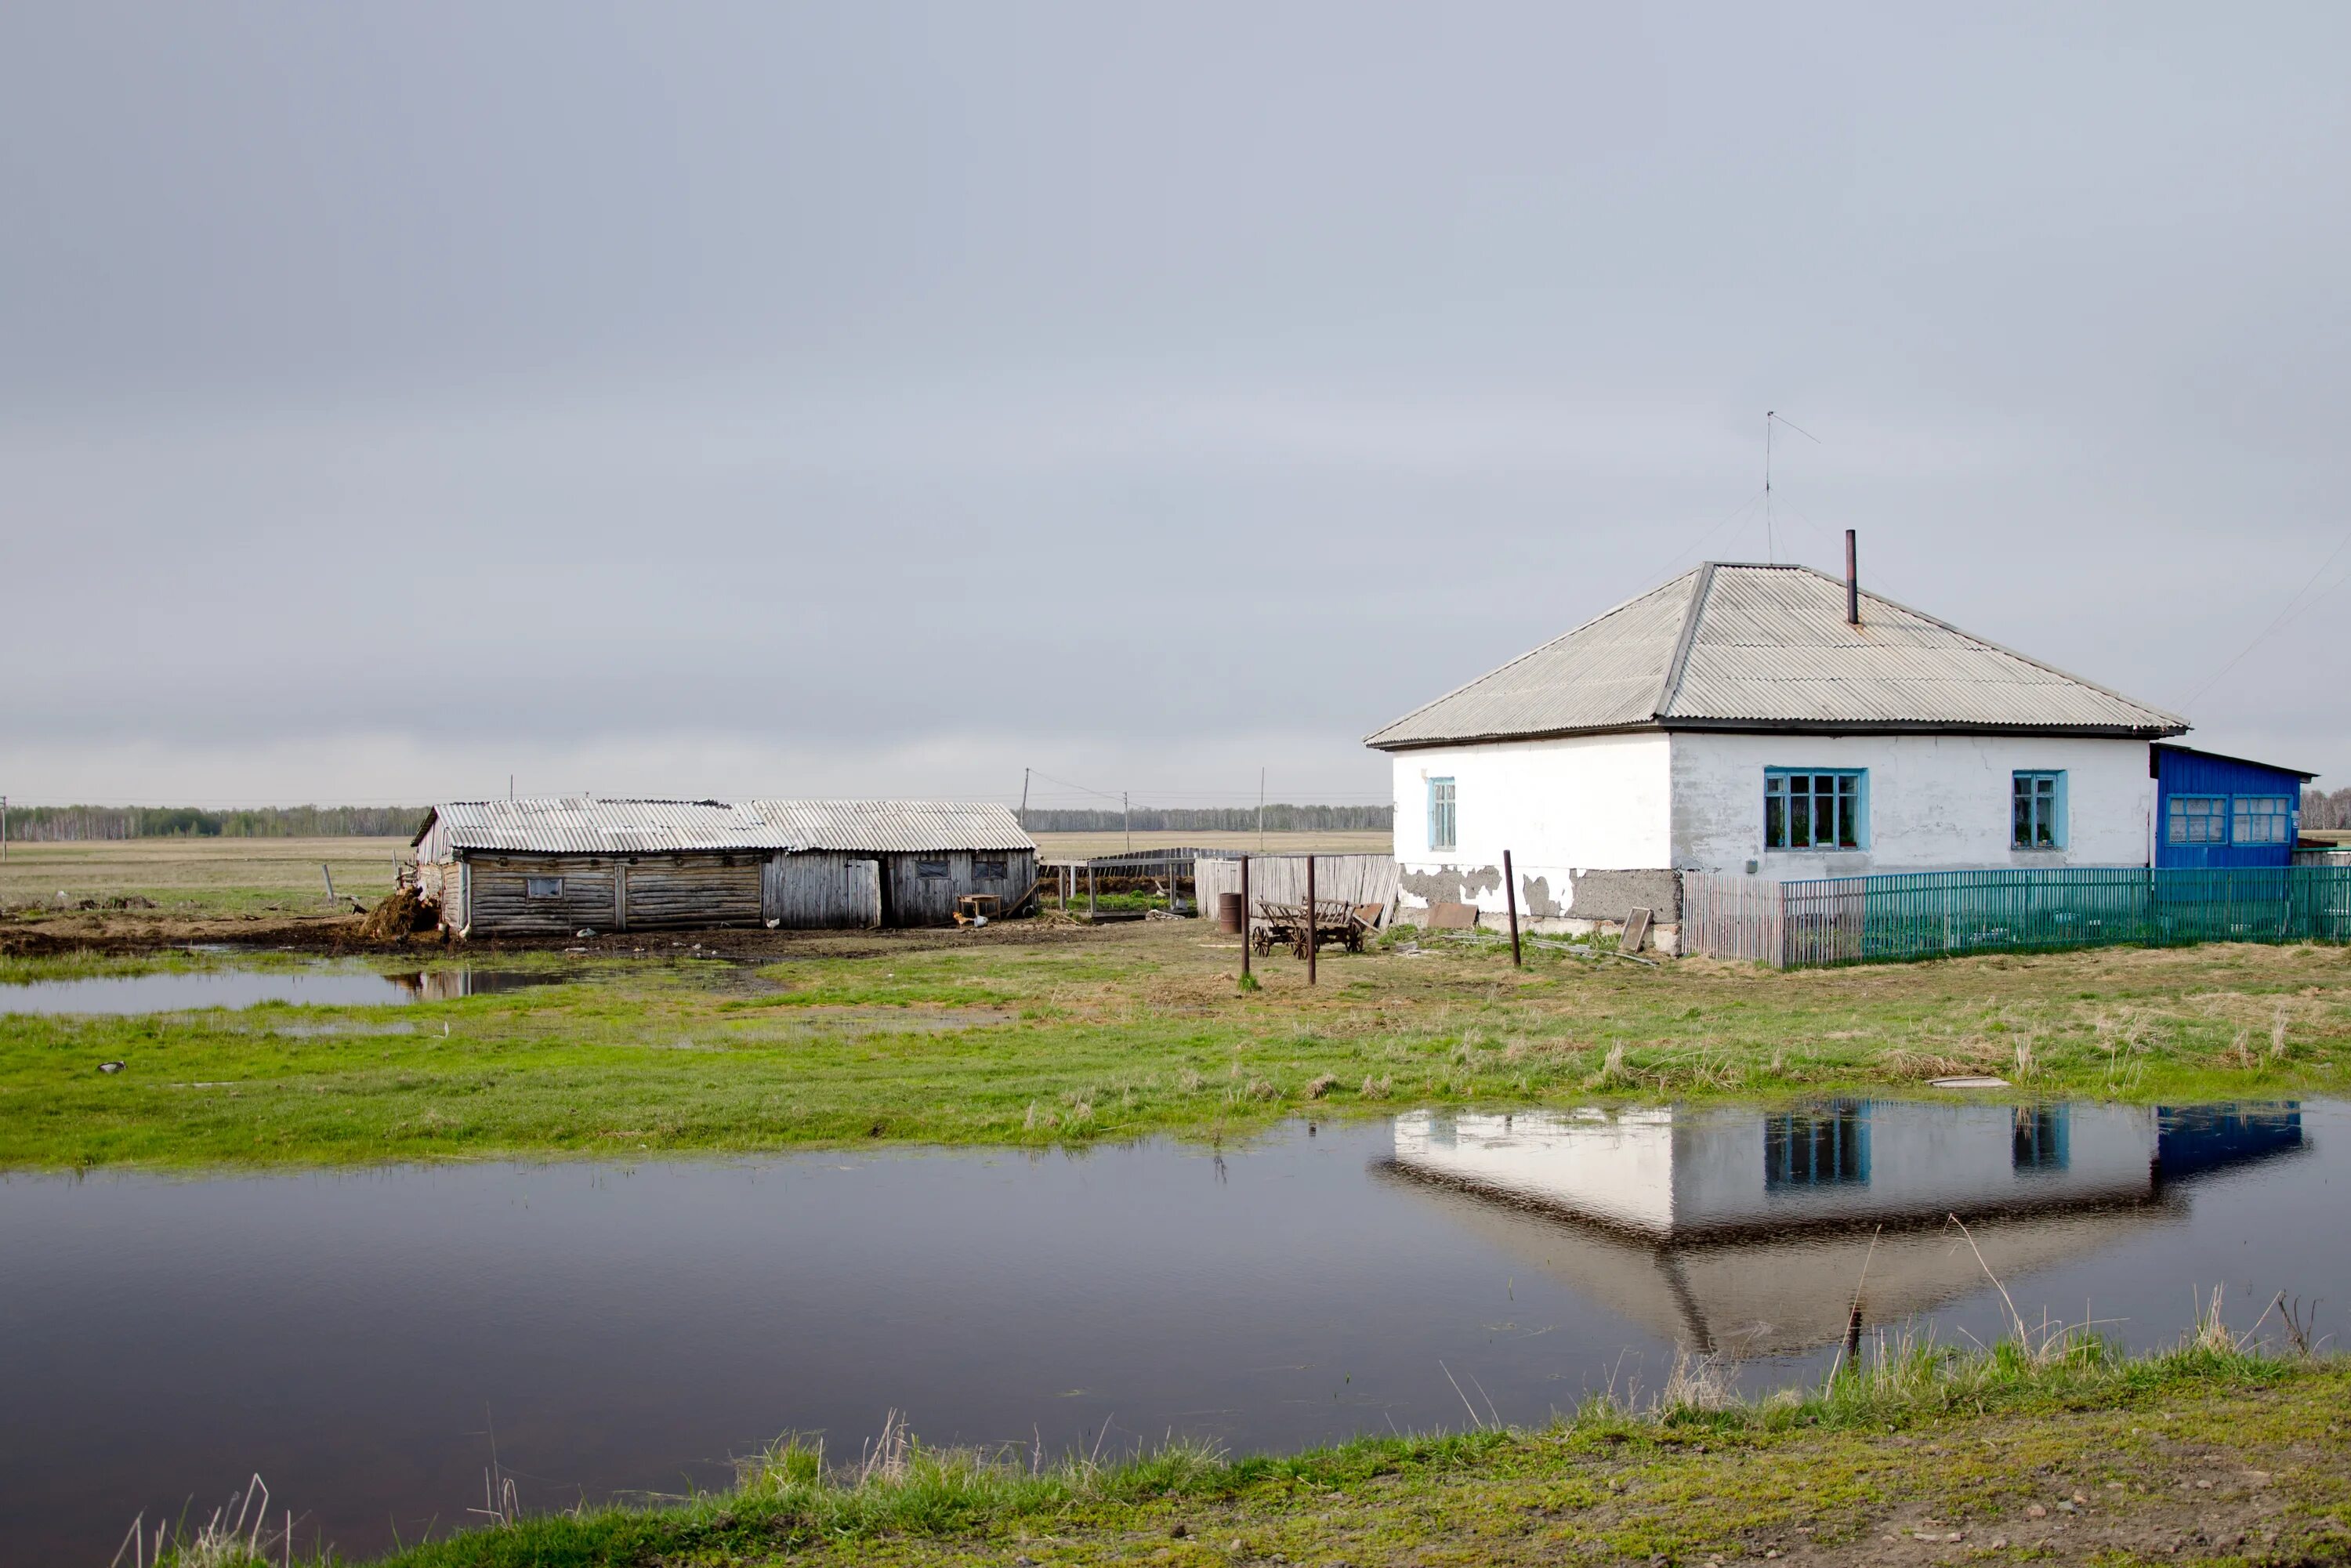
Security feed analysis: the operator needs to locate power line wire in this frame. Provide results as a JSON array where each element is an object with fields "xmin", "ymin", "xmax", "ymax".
[{"xmin": 2179, "ymin": 522, "xmax": 2351, "ymax": 713}]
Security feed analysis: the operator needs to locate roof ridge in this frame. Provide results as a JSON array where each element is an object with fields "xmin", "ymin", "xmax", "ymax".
[
  {"xmin": 1361, "ymin": 568, "xmax": 1704, "ymax": 745},
  {"xmin": 1651, "ymin": 563, "xmax": 1717, "ymax": 719}
]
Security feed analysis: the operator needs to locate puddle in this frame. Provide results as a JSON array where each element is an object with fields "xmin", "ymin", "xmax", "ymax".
[
  {"xmin": 0, "ymin": 963, "xmax": 564, "ymax": 1014},
  {"xmin": 1, "ymin": 1098, "xmax": 2335, "ymax": 1561}
]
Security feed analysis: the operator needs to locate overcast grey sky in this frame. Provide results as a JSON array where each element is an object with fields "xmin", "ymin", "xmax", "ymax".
[{"xmin": 5, "ymin": 2, "xmax": 2347, "ymax": 810}]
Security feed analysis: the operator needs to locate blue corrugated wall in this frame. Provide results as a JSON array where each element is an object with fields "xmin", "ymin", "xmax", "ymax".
[{"xmin": 2153, "ymin": 748, "xmax": 2306, "ymax": 868}]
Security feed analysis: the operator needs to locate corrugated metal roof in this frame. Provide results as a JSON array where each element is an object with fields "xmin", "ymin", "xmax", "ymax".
[
  {"xmin": 1362, "ymin": 573, "xmax": 1699, "ymax": 749},
  {"xmin": 746, "ymin": 799, "xmax": 1036, "ymax": 854},
  {"xmin": 418, "ymin": 797, "xmax": 799, "ymax": 853},
  {"xmin": 418, "ymin": 796, "xmax": 1038, "ymax": 855},
  {"xmin": 1366, "ymin": 563, "xmax": 2186, "ymax": 748}
]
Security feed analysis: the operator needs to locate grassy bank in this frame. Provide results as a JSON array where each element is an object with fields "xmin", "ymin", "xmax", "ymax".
[
  {"xmin": 2, "ymin": 922, "xmax": 2347, "ymax": 1167},
  {"xmin": 161, "ymin": 1331, "xmax": 2351, "ymax": 1566}
]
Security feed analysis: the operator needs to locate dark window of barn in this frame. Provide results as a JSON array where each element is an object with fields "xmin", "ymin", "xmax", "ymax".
[
  {"xmin": 973, "ymin": 858, "xmax": 1008, "ymax": 881},
  {"xmin": 915, "ymin": 859, "xmax": 950, "ymax": 880}
]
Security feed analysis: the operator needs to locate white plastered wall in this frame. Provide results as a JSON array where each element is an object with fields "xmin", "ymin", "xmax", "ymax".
[
  {"xmin": 1389, "ymin": 730, "xmax": 1673, "ymax": 922},
  {"xmin": 1669, "ymin": 732, "xmax": 2156, "ymax": 877}
]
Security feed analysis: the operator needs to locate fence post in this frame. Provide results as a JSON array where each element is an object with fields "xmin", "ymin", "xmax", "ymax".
[
  {"xmin": 1305, "ymin": 856, "xmax": 1317, "ymax": 986},
  {"xmin": 1503, "ymin": 849, "xmax": 1522, "ymax": 968},
  {"xmin": 1239, "ymin": 854, "xmax": 1252, "ymax": 984}
]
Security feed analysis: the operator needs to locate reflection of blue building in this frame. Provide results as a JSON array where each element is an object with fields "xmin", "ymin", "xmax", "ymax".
[
  {"xmin": 2152, "ymin": 744, "xmax": 2314, "ymax": 869},
  {"xmin": 2155, "ymin": 1103, "xmax": 2304, "ymax": 1180}
]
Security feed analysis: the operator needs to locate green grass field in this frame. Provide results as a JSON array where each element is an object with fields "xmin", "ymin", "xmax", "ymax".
[
  {"xmin": 0, "ymin": 835, "xmax": 414, "ymax": 919},
  {"xmin": 156, "ymin": 1331, "xmax": 2351, "ymax": 1566},
  {"xmin": 3, "ymin": 919, "xmax": 2346, "ymax": 1168}
]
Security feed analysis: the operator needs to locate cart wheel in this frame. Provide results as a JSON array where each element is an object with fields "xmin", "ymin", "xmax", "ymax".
[{"xmin": 1251, "ymin": 930, "xmax": 1272, "ymax": 956}]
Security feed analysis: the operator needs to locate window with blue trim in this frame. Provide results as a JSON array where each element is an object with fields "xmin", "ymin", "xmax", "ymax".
[
  {"xmin": 2233, "ymin": 796, "xmax": 2291, "ymax": 846},
  {"xmin": 1765, "ymin": 1104, "xmax": 1870, "ymax": 1188},
  {"xmin": 2012, "ymin": 771, "xmax": 2066, "ymax": 849},
  {"xmin": 1764, "ymin": 770, "xmax": 1864, "ymax": 850},
  {"xmin": 2012, "ymin": 1106, "xmax": 2069, "ymax": 1172},
  {"xmin": 1427, "ymin": 777, "xmax": 1457, "ymax": 852},
  {"xmin": 2167, "ymin": 795, "xmax": 2226, "ymax": 845}
]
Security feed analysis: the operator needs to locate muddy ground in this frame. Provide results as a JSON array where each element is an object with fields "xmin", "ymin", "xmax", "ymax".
[{"xmin": 0, "ymin": 904, "xmax": 1118, "ymax": 961}]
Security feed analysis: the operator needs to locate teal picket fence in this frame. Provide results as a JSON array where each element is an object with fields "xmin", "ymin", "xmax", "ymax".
[{"xmin": 1682, "ymin": 866, "xmax": 2351, "ymax": 969}]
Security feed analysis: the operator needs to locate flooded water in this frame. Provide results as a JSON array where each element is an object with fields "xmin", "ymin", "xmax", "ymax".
[
  {"xmin": 2, "ymin": 1099, "xmax": 2336, "ymax": 1563},
  {"xmin": 0, "ymin": 963, "xmax": 560, "ymax": 1014}
]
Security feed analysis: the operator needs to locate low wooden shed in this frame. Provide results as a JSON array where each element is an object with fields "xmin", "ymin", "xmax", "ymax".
[
  {"xmin": 753, "ymin": 798, "xmax": 1038, "ymax": 929},
  {"xmin": 413, "ymin": 798, "xmax": 799, "ymax": 936},
  {"xmin": 411, "ymin": 796, "xmax": 1038, "ymax": 935}
]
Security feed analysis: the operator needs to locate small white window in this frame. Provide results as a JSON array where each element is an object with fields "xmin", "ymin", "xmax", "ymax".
[
  {"xmin": 1428, "ymin": 777, "xmax": 1457, "ymax": 852},
  {"xmin": 525, "ymin": 876, "xmax": 563, "ymax": 900},
  {"xmin": 915, "ymin": 859, "xmax": 950, "ymax": 880}
]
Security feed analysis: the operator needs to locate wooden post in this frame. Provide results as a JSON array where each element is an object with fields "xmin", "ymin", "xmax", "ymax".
[
  {"xmin": 1305, "ymin": 855, "xmax": 1317, "ymax": 986},
  {"xmin": 1504, "ymin": 849, "xmax": 1522, "ymax": 968},
  {"xmin": 1239, "ymin": 854, "xmax": 1251, "ymax": 983},
  {"xmin": 1087, "ymin": 864, "xmax": 1096, "ymax": 921},
  {"xmin": 321, "ymin": 864, "xmax": 337, "ymax": 904}
]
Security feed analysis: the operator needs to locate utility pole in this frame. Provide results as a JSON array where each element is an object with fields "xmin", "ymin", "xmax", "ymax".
[
  {"xmin": 1258, "ymin": 768, "xmax": 1266, "ymax": 851},
  {"xmin": 1122, "ymin": 791, "xmax": 1131, "ymax": 853},
  {"xmin": 1020, "ymin": 767, "xmax": 1030, "ymax": 825},
  {"xmin": 2, "ymin": 794, "xmax": 8, "ymax": 862}
]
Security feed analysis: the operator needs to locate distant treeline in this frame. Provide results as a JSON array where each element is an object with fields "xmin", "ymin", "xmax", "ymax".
[
  {"xmin": 2308, "ymin": 788, "xmax": 2351, "ymax": 832},
  {"xmin": 0, "ymin": 805, "xmax": 426, "ymax": 842},
  {"xmin": 1017, "ymin": 804, "xmax": 1393, "ymax": 833}
]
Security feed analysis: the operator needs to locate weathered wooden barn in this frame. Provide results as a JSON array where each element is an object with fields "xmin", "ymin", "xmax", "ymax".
[
  {"xmin": 411, "ymin": 797, "xmax": 1036, "ymax": 936},
  {"xmin": 749, "ymin": 798, "xmax": 1038, "ymax": 929}
]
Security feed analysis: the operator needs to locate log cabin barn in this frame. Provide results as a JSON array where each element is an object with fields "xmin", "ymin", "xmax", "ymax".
[{"xmin": 411, "ymin": 796, "xmax": 1036, "ymax": 936}]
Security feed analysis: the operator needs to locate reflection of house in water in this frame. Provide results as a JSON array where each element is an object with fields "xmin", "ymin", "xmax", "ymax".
[
  {"xmin": 384, "ymin": 970, "xmax": 552, "ymax": 1002},
  {"xmin": 1383, "ymin": 1102, "xmax": 2302, "ymax": 1359}
]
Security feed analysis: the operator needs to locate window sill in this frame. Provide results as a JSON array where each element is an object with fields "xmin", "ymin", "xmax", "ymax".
[{"xmin": 1762, "ymin": 847, "xmax": 1867, "ymax": 853}]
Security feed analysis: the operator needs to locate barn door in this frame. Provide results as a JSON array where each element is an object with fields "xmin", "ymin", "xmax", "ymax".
[{"xmin": 853, "ymin": 859, "xmax": 882, "ymax": 928}]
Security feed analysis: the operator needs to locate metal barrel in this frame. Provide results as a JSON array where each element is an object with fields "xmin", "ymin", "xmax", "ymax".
[{"xmin": 1216, "ymin": 892, "xmax": 1244, "ymax": 934}]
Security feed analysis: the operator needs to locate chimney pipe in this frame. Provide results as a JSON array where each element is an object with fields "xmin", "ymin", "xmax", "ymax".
[{"xmin": 1845, "ymin": 529, "xmax": 1860, "ymax": 625}]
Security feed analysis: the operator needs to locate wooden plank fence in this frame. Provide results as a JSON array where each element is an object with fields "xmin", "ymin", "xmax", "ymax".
[{"xmin": 1193, "ymin": 854, "xmax": 1400, "ymax": 929}]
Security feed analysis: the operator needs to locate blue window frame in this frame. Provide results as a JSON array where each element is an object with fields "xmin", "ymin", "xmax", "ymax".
[
  {"xmin": 1765, "ymin": 1103, "xmax": 1870, "ymax": 1188},
  {"xmin": 2012, "ymin": 770, "xmax": 2067, "ymax": 849},
  {"xmin": 2167, "ymin": 795, "xmax": 2227, "ymax": 846},
  {"xmin": 1764, "ymin": 769, "xmax": 1866, "ymax": 850},
  {"xmin": 2232, "ymin": 796, "xmax": 2292, "ymax": 846},
  {"xmin": 1427, "ymin": 777, "xmax": 1457, "ymax": 852},
  {"xmin": 2012, "ymin": 1106, "xmax": 2070, "ymax": 1172}
]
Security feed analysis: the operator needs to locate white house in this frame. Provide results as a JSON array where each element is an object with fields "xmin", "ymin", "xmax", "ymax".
[
  {"xmin": 1383, "ymin": 1101, "xmax": 2299, "ymax": 1358},
  {"xmin": 1385, "ymin": 1103, "xmax": 2166, "ymax": 1358},
  {"xmin": 1366, "ymin": 559, "xmax": 2187, "ymax": 945}
]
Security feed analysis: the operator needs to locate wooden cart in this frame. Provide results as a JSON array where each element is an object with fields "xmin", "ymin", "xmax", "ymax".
[{"xmin": 1249, "ymin": 899, "xmax": 1370, "ymax": 958}]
